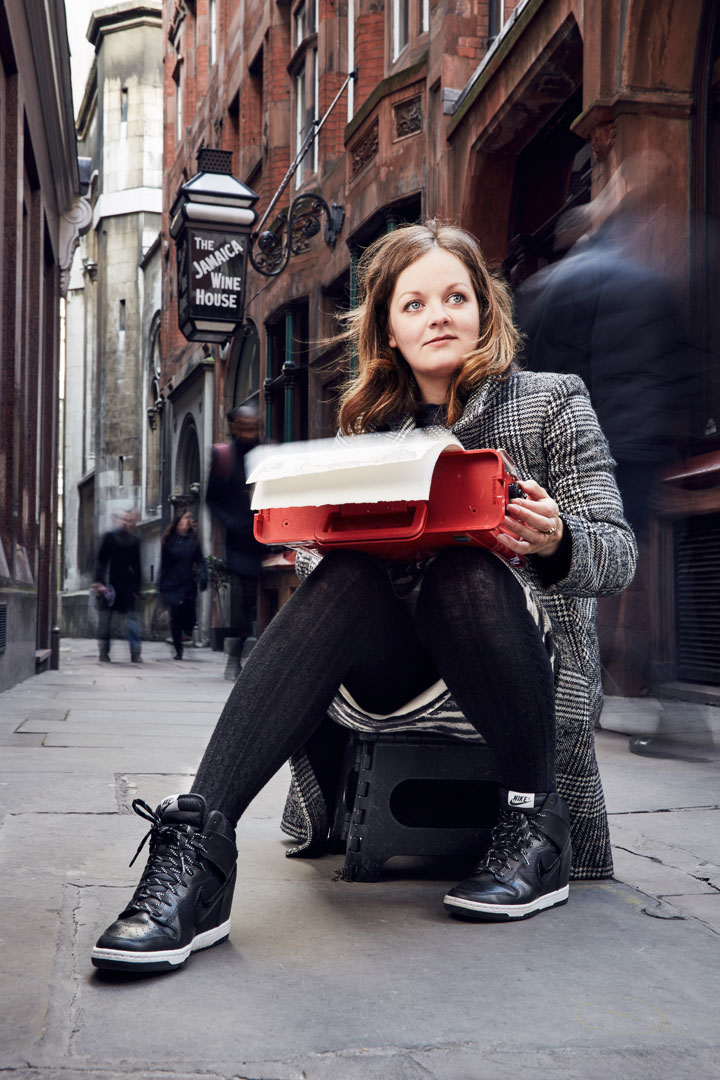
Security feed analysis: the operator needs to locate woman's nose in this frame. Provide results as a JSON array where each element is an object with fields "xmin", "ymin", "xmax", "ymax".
[{"xmin": 427, "ymin": 301, "xmax": 449, "ymax": 325}]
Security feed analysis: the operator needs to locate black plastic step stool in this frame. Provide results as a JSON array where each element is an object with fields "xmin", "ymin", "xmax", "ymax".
[{"xmin": 329, "ymin": 730, "xmax": 500, "ymax": 881}]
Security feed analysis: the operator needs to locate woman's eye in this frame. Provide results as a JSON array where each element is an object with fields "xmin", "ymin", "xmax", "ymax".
[
  {"xmin": 448, "ymin": 293, "xmax": 466, "ymax": 304},
  {"xmin": 404, "ymin": 300, "xmax": 423, "ymax": 311}
]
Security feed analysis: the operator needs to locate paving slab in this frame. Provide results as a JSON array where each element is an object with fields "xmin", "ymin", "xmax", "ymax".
[
  {"xmin": 1, "ymin": 639, "xmax": 719, "ymax": 1080},
  {"xmin": 596, "ymin": 729, "xmax": 720, "ymax": 811}
]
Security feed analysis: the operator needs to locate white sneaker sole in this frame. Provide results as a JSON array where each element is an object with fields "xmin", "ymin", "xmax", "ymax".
[
  {"xmin": 444, "ymin": 885, "xmax": 569, "ymax": 921},
  {"xmin": 91, "ymin": 918, "xmax": 231, "ymax": 971}
]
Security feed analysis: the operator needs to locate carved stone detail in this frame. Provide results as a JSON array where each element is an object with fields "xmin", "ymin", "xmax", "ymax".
[
  {"xmin": 58, "ymin": 196, "xmax": 93, "ymax": 296},
  {"xmin": 394, "ymin": 95, "xmax": 422, "ymax": 139},
  {"xmin": 351, "ymin": 118, "xmax": 379, "ymax": 178}
]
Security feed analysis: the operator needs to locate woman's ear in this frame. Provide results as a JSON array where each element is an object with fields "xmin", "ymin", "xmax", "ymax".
[{"xmin": 388, "ymin": 328, "xmax": 397, "ymax": 349}]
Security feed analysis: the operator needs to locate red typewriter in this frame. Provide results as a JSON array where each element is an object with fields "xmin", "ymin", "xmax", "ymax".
[{"xmin": 250, "ymin": 438, "xmax": 524, "ymax": 563}]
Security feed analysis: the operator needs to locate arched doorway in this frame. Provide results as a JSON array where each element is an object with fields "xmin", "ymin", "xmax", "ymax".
[{"xmin": 174, "ymin": 415, "xmax": 201, "ymax": 511}]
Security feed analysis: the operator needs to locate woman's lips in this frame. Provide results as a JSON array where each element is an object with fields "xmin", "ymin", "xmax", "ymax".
[{"xmin": 425, "ymin": 335, "xmax": 456, "ymax": 345}]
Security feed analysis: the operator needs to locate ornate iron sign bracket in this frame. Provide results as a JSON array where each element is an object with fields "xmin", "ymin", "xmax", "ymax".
[
  {"xmin": 249, "ymin": 195, "xmax": 345, "ymax": 277},
  {"xmin": 248, "ymin": 69, "xmax": 356, "ymax": 278}
]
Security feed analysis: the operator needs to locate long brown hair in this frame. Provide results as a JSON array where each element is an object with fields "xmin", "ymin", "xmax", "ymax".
[
  {"xmin": 162, "ymin": 510, "xmax": 194, "ymax": 546},
  {"xmin": 337, "ymin": 221, "xmax": 519, "ymax": 434}
]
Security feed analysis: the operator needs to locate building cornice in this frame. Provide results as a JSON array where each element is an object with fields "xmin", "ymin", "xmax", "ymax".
[
  {"xmin": 87, "ymin": 3, "xmax": 162, "ymax": 47},
  {"xmin": 24, "ymin": 0, "xmax": 79, "ymax": 210},
  {"xmin": 92, "ymin": 188, "xmax": 163, "ymax": 229},
  {"xmin": 168, "ymin": 358, "xmax": 215, "ymax": 403}
]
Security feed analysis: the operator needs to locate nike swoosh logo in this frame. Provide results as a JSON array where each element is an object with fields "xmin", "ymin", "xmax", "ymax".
[
  {"xmin": 196, "ymin": 884, "xmax": 225, "ymax": 917},
  {"xmin": 538, "ymin": 853, "xmax": 560, "ymax": 878}
]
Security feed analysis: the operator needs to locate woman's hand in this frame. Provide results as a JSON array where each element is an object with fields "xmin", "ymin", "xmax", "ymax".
[{"xmin": 496, "ymin": 478, "xmax": 565, "ymax": 559}]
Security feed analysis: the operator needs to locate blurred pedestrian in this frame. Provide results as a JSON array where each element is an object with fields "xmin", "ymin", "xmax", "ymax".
[
  {"xmin": 206, "ymin": 405, "xmax": 265, "ymax": 678},
  {"xmin": 515, "ymin": 153, "xmax": 693, "ymax": 536},
  {"xmin": 158, "ymin": 510, "xmax": 208, "ymax": 660},
  {"xmin": 92, "ymin": 509, "xmax": 142, "ymax": 663},
  {"xmin": 515, "ymin": 153, "xmax": 699, "ymax": 701}
]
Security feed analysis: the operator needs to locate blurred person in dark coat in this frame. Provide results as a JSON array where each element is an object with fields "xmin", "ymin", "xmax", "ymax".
[
  {"xmin": 158, "ymin": 510, "xmax": 208, "ymax": 660},
  {"xmin": 206, "ymin": 405, "xmax": 265, "ymax": 677},
  {"xmin": 92, "ymin": 509, "xmax": 142, "ymax": 663},
  {"xmin": 516, "ymin": 154, "xmax": 694, "ymax": 537},
  {"xmin": 515, "ymin": 153, "xmax": 697, "ymax": 703}
]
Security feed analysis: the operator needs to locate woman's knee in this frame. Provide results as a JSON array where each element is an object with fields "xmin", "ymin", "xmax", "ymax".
[
  {"xmin": 312, "ymin": 549, "xmax": 388, "ymax": 586},
  {"xmin": 422, "ymin": 545, "xmax": 508, "ymax": 596}
]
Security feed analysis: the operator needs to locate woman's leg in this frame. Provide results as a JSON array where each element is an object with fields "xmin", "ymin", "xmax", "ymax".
[
  {"xmin": 414, "ymin": 548, "xmax": 570, "ymax": 922},
  {"xmin": 414, "ymin": 546, "xmax": 555, "ymax": 792},
  {"xmin": 192, "ymin": 550, "xmax": 436, "ymax": 824},
  {"xmin": 169, "ymin": 603, "xmax": 183, "ymax": 657},
  {"xmin": 183, "ymin": 593, "xmax": 197, "ymax": 638}
]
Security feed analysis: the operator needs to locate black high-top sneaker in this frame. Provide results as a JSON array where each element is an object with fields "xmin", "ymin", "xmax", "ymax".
[
  {"xmin": 443, "ymin": 790, "xmax": 571, "ymax": 921},
  {"xmin": 92, "ymin": 794, "xmax": 237, "ymax": 972}
]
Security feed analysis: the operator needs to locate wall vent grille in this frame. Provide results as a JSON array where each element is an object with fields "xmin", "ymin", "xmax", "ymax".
[{"xmin": 675, "ymin": 511, "xmax": 720, "ymax": 684}]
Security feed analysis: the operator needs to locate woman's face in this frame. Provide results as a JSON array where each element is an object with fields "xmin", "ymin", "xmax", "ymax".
[
  {"xmin": 387, "ymin": 248, "xmax": 481, "ymax": 403},
  {"xmin": 177, "ymin": 513, "xmax": 192, "ymax": 535}
]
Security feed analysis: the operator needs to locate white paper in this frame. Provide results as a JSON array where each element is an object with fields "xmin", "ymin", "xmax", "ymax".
[{"xmin": 247, "ymin": 431, "xmax": 464, "ymax": 509}]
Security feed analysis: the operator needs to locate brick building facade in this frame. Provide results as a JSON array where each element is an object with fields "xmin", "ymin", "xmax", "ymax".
[
  {"xmin": 160, "ymin": 0, "xmax": 719, "ymax": 696},
  {"xmin": 0, "ymin": 0, "xmax": 90, "ymax": 691}
]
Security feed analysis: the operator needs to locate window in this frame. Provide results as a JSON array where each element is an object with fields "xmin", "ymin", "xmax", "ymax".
[
  {"xmin": 295, "ymin": 50, "xmax": 318, "ymax": 185},
  {"xmin": 488, "ymin": 0, "xmax": 504, "ymax": 41},
  {"xmin": 119, "ymin": 299, "xmax": 126, "ymax": 332},
  {"xmin": 144, "ymin": 324, "xmax": 163, "ymax": 515},
  {"xmin": 347, "ymin": 0, "xmax": 355, "ymax": 119},
  {"xmin": 173, "ymin": 35, "xmax": 184, "ymax": 141},
  {"xmin": 296, "ymin": 63, "xmax": 307, "ymax": 185},
  {"xmin": 420, "ymin": 0, "xmax": 429, "ymax": 34},
  {"xmin": 264, "ymin": 303, "xmax": 309, "ymax": 443},
  {"xmin": 392, "ymin": 0, "xmax": 409, "ymax": 60},
  {"xmin": 120, "ymin": 87, "xmax": 128, "ymax": 123},
  {"xmin": 209, "ymin": 0, "xmax": 217, "ymax": 65},
  {"xmin": 294, "ymin": 0, "xmax": 316, "ymax": 48}
]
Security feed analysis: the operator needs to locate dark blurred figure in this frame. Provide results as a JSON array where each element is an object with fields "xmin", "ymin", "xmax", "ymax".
[
  {"xmin": 206, "ymin": 405, "xmax": 265, "ymax": 679},
  {"xmin": 159, "ymin": 510, "xmax": 208, "ymax": 660},
  {"xmin": 92, "ymin": 509, "xmax": 142, "ymax": 663},
  {"xmin": 515, "ymin": 153, "xmax": 698, "ymax": 705},
  {"xmin": 516, "ymin": 155, "xmax": 693, "ymax": 537}
]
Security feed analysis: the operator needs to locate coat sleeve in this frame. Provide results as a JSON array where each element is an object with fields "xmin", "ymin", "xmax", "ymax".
[
  {"xmin": 94, "ymin": 533, "xmax": 111, "ymax": 584},
  {"xmin": 533, "ymin": 375, "xmax": 637, "ymax": 598}
]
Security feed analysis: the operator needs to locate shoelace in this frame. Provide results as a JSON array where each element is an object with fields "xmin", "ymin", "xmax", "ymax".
[
  {"xmin": 480, "ymin": 808, "xmax": 544, "ymax": 874},
  {"xmin": 126, "ymin": 799, "xmax": 209, "ymax": 914}
]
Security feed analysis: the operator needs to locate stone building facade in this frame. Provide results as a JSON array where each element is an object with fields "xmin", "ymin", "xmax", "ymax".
[
  {"xmin": 0, "ymin": 0, "xmax": 90, "ymax": 692},
  {"xmin": 161, "ymin": 0, "xmax": 720, "ymax": 697},
  {"xmin": 61, "ymin": 2, "xmax": 165, "ymax": 639}
]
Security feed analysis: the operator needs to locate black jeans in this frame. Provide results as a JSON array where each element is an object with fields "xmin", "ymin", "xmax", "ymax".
[
  {"xmin": 192, "ymin": 548, "xmax": 556, "ymax": 825},
  {"xmin": 169, "ymin": 595, "xmax": 197, "ymax": 657}
]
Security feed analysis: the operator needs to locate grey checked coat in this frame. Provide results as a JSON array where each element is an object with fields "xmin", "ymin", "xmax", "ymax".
[{"xmin": 285, "ymin": 369, "xmax": 638, "ymax": 879}]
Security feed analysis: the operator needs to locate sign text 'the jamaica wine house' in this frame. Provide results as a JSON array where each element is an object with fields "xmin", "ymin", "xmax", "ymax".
[{"xmin": 177, "ymin": 228, "xmax": 249, "ymax": 342}]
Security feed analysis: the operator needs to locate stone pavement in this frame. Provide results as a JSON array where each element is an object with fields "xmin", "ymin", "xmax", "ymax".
[{"xmin": 0, "ymin": 637, "xmax": 719, "ymax": 1080}]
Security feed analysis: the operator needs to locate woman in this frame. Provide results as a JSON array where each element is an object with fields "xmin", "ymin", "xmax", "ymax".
[
  {"xmin": 158, "ymin": 511, "xmax": 208, "ymax": 660},
  {"xmin": 92, "ymin": 222, "xmax": 636, "ymax": 974}
]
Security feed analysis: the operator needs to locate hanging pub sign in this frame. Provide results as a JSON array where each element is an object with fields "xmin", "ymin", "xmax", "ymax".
[
  {"xmin": 170, "ymin": 147, "xmax": 259, "ymax": 344},
  {"xmin": 177, "ymin": 228, "xmax": 249, "ymax": 343}
]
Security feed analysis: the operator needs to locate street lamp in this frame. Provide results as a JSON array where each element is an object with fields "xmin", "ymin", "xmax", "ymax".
[{"xmin": 170, "ymin": 147, "xmax": 258, "ymax": 343}]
